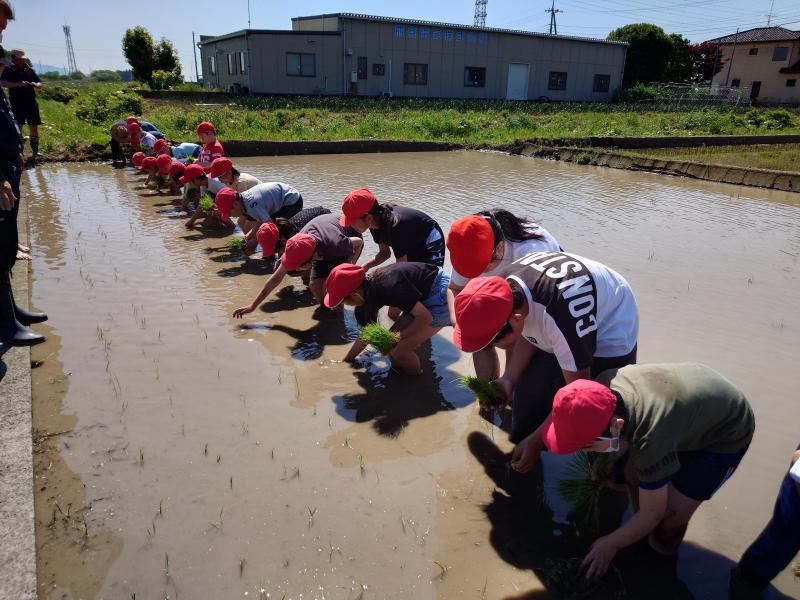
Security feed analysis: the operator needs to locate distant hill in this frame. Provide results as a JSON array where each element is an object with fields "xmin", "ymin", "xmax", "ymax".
[{"xmin": 32, "ymin": 64, "xmax": 67, "ymax": 75}]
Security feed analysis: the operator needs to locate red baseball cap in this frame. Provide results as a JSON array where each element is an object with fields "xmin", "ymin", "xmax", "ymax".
[
  {"xmin": 196, "ymin": 121, "xmax": 216, "ymax": 135},
  {"xmin": 340, "ymin": 188, "xmax": 377, "ymax": 227},
  {"xmin": 541, "ymin": 380, "xmax": 617, "ymax": 455},
  {"xmin": 447, "ymin": 215, "xmax": 495, "ymax": 279},
  {"xmin": 141, "ymin": 156, "xmax": 157, "ymax": 170},
  {"xmin": 209, "ymin": 157, "xmax": 233, "ymax": 179},
  {"xmin": 168, "ymin": 160, "xmax": 185, "ymax": 178},
  {"xmin": 126, "ymin": 116, "xmax": 139, "ymax": 125},
  {"xmin": 256, "ymin": 222, "xmax": 280, "ymax": 259},
  {"xmin": 127, "ymin": 122, "xmax": 141, "ymax": 134},
  {"xmin": 156, "ymin": 153, "xmax": 172, "ymax": 174},
  {"xmin": 324, "ymin": 263, "xmax": 366, "ymax": 308},
  {"xmin": 132, "ymin": 151, "xmax": 145, "ymax": 167},
  {"xmin": 280, "ymin": 233, "xmax": 317, "ymax": 272},
  {"xmin": 214, "ymin": 188, "xmax": 238, "ymax": 221},
  {"xmin": 452, "ymin": 276, "xmax": 513, "ymax": 353},
  {"xmin": 178, "ymin": 163, "xmax": 206, "ymax": 185},
  {"xmin": 153, "ymin": 139, "xmax": 168, "ymax": 153}
]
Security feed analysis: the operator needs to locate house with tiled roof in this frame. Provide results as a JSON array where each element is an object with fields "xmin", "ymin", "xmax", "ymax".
[{"xmin": 710, "ymin": 26, "xmax": 800, "ymax": 104}]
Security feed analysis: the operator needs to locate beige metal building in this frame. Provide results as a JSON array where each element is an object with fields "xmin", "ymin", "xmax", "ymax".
[
  {"xmin": 711, "ymin": 26, "xmax": 800, "ymax": 104},
  {"xmin": 199, "ymin": 13, "xmax": 627, "ymax": 101}
]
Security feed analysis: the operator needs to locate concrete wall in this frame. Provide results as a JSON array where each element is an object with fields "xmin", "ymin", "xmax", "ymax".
[{"xmin": 712, "ymin": 40, "xmax": 800, "ymax": 103}]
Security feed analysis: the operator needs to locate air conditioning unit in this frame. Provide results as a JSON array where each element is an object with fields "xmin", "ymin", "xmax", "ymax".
[{"xmin": 345, "ymin": 48, "xmax": 353, "ymax": 56}]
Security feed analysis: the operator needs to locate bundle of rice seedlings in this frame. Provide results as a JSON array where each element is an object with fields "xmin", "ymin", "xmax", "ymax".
[
  {"xmin": 227, "ymin": 237, "xmax": 246, "ymax": 252},
  {"xmin": 360, "ymin": 323, "xmax": 399, "ymax": 354},
  {"xmin": 154, "ymin": 175, "xmax": 167, "ymax": 187},
  {"xmin": 459, "ymin": 375, "xmax": 505, "ymax": 408},
  {"xmin": 184, "ymin": 156, "xmax": 195, "ymax": 165},
  {"xmin": 555, "ymin": 452, "xmax": 613, "ymax": 533},
  {"xmin": 199, "ymin": 194, "xmax": 215, "ymax": 212}
]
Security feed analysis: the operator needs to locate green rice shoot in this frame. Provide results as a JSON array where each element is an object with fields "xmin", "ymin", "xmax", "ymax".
[
  {"xmin": 555, "ymin": 452, "xmax": 613, "ymax": 533},
  {"xmin": 360, "ymin": 323, "xmax": 399, "ymax": 354},
  {"xmin": 154, "ymin": 175, "xmax": 167, "ymax": 187},
  {"xmin": 459, "ymin": 375, "xmax": 505, "ymax": 408},
  {"xmin": 184, "ymin": 156, "xmax": 195, "ymax": 165},
  {"xmin": 199, "ymin": 194, "xmax": 214, "ymax": 212},
  {"xmin": 227, "ymin": 237, "xmax": 246, "ymax": 252}
]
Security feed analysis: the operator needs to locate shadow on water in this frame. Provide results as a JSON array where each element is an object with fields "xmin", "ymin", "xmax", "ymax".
[
  {"xmin": 260, "ymin": 285, "xmax": 318, "ymax": 313},
  {"xmin": 268, "ymin": 306, "xmax": 358, "ymax": 361},
  {"xmin": 332, "ymin": 325, "xmax": 473, "ymax": 437}
]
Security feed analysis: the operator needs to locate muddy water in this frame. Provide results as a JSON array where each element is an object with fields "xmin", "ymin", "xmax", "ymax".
[{"xmin": 26, "ymin": 152, "xmax": 800, "ymax": 599}]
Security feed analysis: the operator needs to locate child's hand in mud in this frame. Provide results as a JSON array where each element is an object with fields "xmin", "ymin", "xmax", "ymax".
[
  {"xmin": 582, "ymin": 535, "xmax": 619, "ymax": 578},
  {"xmin": 493, "ymin": 376, "xmax": 514, "ymax": 402},
  {"xmin": 232, "ymin": 304, "xmax": 255, "ymax": 318}
]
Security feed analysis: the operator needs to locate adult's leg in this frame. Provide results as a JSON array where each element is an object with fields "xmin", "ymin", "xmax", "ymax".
[
  {"xmin": 510, "ymin": 351, "xmax": 564, "ymax": 443},
  {"xmin": 28, "ymin": 120, "xmax": 40, "ymax": 159}
]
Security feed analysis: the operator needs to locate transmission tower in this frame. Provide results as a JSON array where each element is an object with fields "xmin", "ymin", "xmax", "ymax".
[
  {"xmin": 63, "ymin": 25, "xmax": 78, "ymax": 74},
  {"xmin": 473, "ymin": 0, "xmax": 488, "ymax": 27},
  {"xmin": 546, "ymin": 0, "xmax": 562, "ymax": 35}
]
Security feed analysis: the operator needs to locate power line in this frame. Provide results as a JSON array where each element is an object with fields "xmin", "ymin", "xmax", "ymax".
[{"xmin": 546, "ymin": 0, "xmax": 563, "ymax": 34}]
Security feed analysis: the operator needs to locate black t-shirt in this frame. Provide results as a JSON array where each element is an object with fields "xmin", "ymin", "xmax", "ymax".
[
  {"xmin": 0, "ymin": 85, "xmax": 21, "ymax": 159},
  {"xmin": 368, "ymin": 262, "xmax": 439, "ymax": 314},
  {"xmin": 1, "ymin": 66, "xmax": 40, "ymax": 105},
  {"xmin": 370, "ymin": 206, "xmax": 440, "ymax": 259}
]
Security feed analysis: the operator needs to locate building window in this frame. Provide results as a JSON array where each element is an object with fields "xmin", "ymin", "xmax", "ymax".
[
  {"xmin": 208, "ymin": 55, "xmax": 216, "ymax": 76},
  {"xmin": 773, "ymin": 46, "xmax": 789, "ymax": 61},
  {"xmin": 479, "ymin": 33, "xmax": 488, "ymax": 44},
  {"xmin": 227, "ymin": 54, "xmax": 237, "ymax": 75},
  {"xmin": 432, "ymin": 29, "xmax": 441, "ymax": 40},
  {"xmin": 456, "ymin": 31, "xmax": 464, "ymax": 42},
  {"xmin": 357, "ymin": 57, "xmax": 368, "ymax": 80},
  {"xmin": 395, "ymin": 25, "xmax": 404, "ymax": 38},
  {"xmin": 286, "ymin": 52, "xmax": 315, "ymax": 77},
  {"xmin": 372, "ymin": 63, "xmax": 385, "ymax": 76},
  {"xmin": 593, "ymin": 74, "xmax": 610, "ymax": 92},
  {"xmin": 445, "ymin": 30, "xmax": 453, "ymax": 41},
  {"xmin": 788, "ymin": 79, "xmax": 797, "ymax": 87},
  {"xmin": 464, "ymin": 67, "xmax": 486, "ymax": 87},
  {"xmin": 731, "ymin": 78, "xmax": 741, "ymax": 87},
  {"xmin": 239, "ymin": 51, "xmax": 246, "ymax": 74},
  {"xmin": 467, "ymin": 32, "xmax": 477, "ymax": 43},
  {"xmin": 408, "ymin": 26, "xmax": 416, "ymax": 39},
  {"xmin": 748, "ymin": 48, "xmax": 758, "ymax": 55},
  {"xmin": 548, "ymin": 71, "xmax": 567, "ymax": 90},
  {"xmin": 403, "ymin": 62, "xmax": 428, "ymax": 85},
  {"xmin": 421, "ymin": 28, "xmax": 429, "ymax": 39}
]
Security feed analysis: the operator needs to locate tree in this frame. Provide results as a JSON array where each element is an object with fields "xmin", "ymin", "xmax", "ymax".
[
  {"xmin": 41, "ymin": 71, "xmax": 62, "ymax": 81},
  {"xmin": 665, "ymin": 33, "xmax": 693, "ymax": 83},
  {"xmin": 90, "ymin": 69, "xmax": 122, "ymax": 82},
  {"xmin": 67, "ymin": 70, "xmax": 86, "ymax": 80},
  {"xmin": 689, "ymin": 41, "xmax": 726, "ymax": 83},
  {"xmin": 608, "ymin": 23, "xmax": 674, "ymax": 85},
  {"xmin": 123, "ymin": 27, "xmax": 156, "ymax": 84}
]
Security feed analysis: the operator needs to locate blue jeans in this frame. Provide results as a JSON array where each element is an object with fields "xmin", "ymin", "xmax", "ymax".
[
  {"xmin": 738, "ymin": 470, "xmax": 800, "ymax": 588},
  {"xmin": 421, "ymin": 269, "xmax": 451, "ymax": 328}
]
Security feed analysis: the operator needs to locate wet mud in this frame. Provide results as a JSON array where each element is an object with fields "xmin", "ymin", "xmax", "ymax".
[{"xmin": 25, "ymin": 152, "xmax": 800, "ymax": 599}]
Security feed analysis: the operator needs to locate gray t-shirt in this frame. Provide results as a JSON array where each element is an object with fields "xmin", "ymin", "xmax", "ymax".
[
  {"xmin": 595, "ymin": 363, "xmax": 755, "ymax": 486},
  {"xmin": 240, "ymin": 182, "xmax": 301, "ymax": 223},
  {"xmin": 300, "ymin": 213, "xmax": 355, "ymax": 261}
]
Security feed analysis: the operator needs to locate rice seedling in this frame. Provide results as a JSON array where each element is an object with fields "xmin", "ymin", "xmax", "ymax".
[
  {"xmin": 555, "ymin": 452, "xmax": 613, "ymax": 533},
  {"xmin": 203, "ymin": 443, "xmax": 208, "ymax": 456},
  {"xmin": 138, "ymin": 448, "xmax": 144, "ymax": 466},
  {"xmin": 163, "ymin": 553, "xmax": 170, "ymax": 579},
  {"xmin": 433, "ymin": 560, "xmax": 450, "ymax": 579},
  {"xmin": 198, "ymin": 194, "xmax": 214, "ymax": 212},
  {"xmin": 307, "ymin": 506, "xmax": 317, "ymax": 527},
  {"xmin": 458, "ymin": 375, "xmax": 505, "ymax": 409},
  {"xmin": 230, "ymin": 476, "xmax": 233, "ymax": 489},
  {"xmin": 357, "ymin": 454, "xmax": 366, "ymax": 475},
  {"xmin": 359, "ymin": 323, "xmax": 398, "ymax": 354},
  {"xmin": 216, "ymin": 454, "xmax": 222, "ymax": 463},
  {"xmin": 159, "ymin": 499, "xmax": 163, "ymax": 516},
  {"xmin": 154, "ymin": 175, "xmax": 167, "ymax": 187},
  {"xmin": 227, "ymin": 237, "xmax": 246, "ymax": 253}
]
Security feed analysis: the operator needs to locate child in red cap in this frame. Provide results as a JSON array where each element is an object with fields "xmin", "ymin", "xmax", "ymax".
[
  {"xmin": 140, "ymin": 156, "xmax": 158, "ymax": 187},
  {"xmin": 196, "ymin": 121, "xmax": 224, "ymax": 170},
  {"xmin": 511, "ymin": 365, "xmax": 753, "ymax": 579},
  {"xmin": 255, "ymin": 206, "xmax": 331, "ymax": 259},
  {"xmin": 324, "ymin": 261, "xmax": 451, "ymax": 375},
  {"xmin": 233, "ymin": 213, "xmax": 363, "ymax": 316},
  {"xmin": 152, "ymin": 153, "xmax": 173, "ymax": 192}
]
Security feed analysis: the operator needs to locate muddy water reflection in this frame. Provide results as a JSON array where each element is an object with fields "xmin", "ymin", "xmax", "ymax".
[{"xmin": 28, "ymin": 153, "xmax": 800, "ymax": 599}]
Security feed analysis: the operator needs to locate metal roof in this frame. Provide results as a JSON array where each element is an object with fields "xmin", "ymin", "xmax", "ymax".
[
  {"xmin": 714, "ymin": 26, "xmax": 800, "ymax": 44},
  {"xmin": 199, "ymin": 29, "xmax": 341, "ymax": 44},
  {"xmin": 291, "ymin": 12, "xmax": 628, "ymax": 46}
]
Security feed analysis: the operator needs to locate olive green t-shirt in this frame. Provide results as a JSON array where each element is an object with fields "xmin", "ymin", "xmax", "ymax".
[{"xmin": 595, "ymin": 363, "xmax": 755, "ymax": 485}]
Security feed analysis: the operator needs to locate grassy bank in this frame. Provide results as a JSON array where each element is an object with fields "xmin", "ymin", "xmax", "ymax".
[
  {"xmin": 27, "ymin": 83, "xmax": 800, "ymax": 161},
  {"xmin": 622, "ymin": 144, "xmax": 800, "ymax": 172}
]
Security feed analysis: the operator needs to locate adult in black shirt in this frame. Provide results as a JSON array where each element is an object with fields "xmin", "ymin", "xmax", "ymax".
[
  {"xmin": 1, "ymin": 48, "xmax": 42, "ymax": 162},
  {"xmin": 0, "ymin": 2, "xmax": 46, "ymax": 346},
  {"xmin": 323, "ymin": 262, "xmax": 452, "ymax": 375}
]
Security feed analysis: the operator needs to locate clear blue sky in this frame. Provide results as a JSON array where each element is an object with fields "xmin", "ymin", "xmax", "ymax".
[{"xmin": 5, "ymin": 0, "xmax": 800, "ymax": 77}]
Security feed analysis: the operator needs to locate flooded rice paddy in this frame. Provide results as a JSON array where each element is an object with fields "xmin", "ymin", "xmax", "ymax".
[{"xmin": 26, "ymin": 152, "xmax": 800, "ymax": 599}]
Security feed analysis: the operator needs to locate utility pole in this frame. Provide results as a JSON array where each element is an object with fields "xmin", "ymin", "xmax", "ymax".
[
  {"xmin": 724, "ymin": 28, "xmax": 739, "ymax": 87},
  {"xmin": 546, "ymin": 0, "xmax": 562, "ymax": 35},
  {"xmin": 473, "ymin": 0, "xmax": 488, "ymax": 27},
  {"xmin": 192, "ymin": 32, "xmax": 199, "ymax": 83},
  {"xmin": 766, "ymin": 0, "xmax": 775, "ymax": 25},
  {"xmin": 247, "ymin": 0, "xmax": 252, "ymax": 28},
  {"xmin": 62, "ymin": 25, "xmax": 78, "ymax": 74}
]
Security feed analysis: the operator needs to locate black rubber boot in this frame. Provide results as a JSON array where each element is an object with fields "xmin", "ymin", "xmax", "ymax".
[
  {"xmin": 6, "ymin": 270, "xmax": 48, "ymax": 325},
  {"xmin": 0, "ymin": 270, "xmax": 44, "ymax": 346}
]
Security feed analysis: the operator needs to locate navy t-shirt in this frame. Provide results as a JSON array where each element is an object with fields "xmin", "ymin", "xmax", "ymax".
[
  {"xmin": 370, "ymin": 206, "xmax": 440, "ymax": 260},
  {"xmin": 1, "ymin": 66, "xmax": 40, "ymax": 105},
  {"xmin": 368, "ymin": 262, "xmax": 439, "ymax": 314}
]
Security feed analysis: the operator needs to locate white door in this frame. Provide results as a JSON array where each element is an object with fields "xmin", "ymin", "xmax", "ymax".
[{"xmin": 506, "ymin": 63, "xmax": 529, "ymax": 100}]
